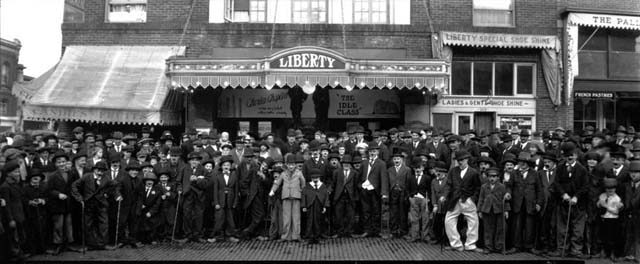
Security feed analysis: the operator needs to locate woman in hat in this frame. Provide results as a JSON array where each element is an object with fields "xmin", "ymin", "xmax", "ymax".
[{"xmin": 269, "ymin": 153, "xmax": 306, "ymax": 242}]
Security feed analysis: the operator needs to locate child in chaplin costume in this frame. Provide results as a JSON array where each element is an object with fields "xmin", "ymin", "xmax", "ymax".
[
  {"xmin": 23, "ymin": 169, "xmax": 48, "ymax": 255},
  {"xmin": 0, "ymin": 160, "xmax": 27, "ymax": 261},
  {"xmin": 156, "ymin": 168, "xmax": 177, "ymax": 241},
  {"xmin": 137, "ymin": 172, "xmax": 162, "ymax": 245},
  {"xmin": 301, "ymin": 168, "xmax": 330, "ymax": 244},
  {"xmin": 477, "ymin": 167, "xmax": 510, "ymax": 254}
]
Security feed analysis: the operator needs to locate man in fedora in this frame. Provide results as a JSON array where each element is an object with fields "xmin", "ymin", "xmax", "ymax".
[
  {"xmin": 177, "ymin": 152, "xmax": 208, "ymax": 243},
  {"xmin": 506, "ymin": 152, "xmax": 543, "ymax": 254},
  {"xmin": 443, "ymin": 150, "xmax": 482, "ymax": 252},
  {"xmin": 71, "ymin": 161, "xmax": 121, "ymax": 251},
  {"xmin": 47, "ymin": 151, "xmax": 80, "ymax": 255},
  {"xmin": 536, "ymin": 152, "xmax": 559, "ymax": 255},
  {"xmin": 549, "ymin": 142, "xmax": 589, "ymax": 259}
]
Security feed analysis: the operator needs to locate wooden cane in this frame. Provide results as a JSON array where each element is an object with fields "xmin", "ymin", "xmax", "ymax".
[
  {"xmin": 561, "ymin": 202, "xmax": 572, "ymax": 258},
  {"xmin": 81, "ymin": 202, "xmax": 86, "ymax": 255},
  {"xmin": 171, "ymin": 191, "xmax": 182, "ymax": 243},
  {"xmin": 114, "ymin": 200, "xmax": 122, "ymax": 248}
]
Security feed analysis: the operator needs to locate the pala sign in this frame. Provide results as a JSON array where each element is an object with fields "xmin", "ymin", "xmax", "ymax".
[{"xmin": 270, "ymin": 51, "xmax": 346, "ymax": 70}]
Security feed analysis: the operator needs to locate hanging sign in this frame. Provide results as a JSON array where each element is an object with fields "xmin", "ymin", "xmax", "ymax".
[
  {"xmin": 574, "ymin": 91, "xmax": 614, "ymax": 99},
  {"xmin": 568, "ymin": 13, "xmax": 640, "ymax": 30},
  {"xmin": 269, "ymin": 50, "xmax": 346, "ymax": 70},
  {"xmin": 441, "ymin": 31, "xmax": 557, "ymax": 49}
]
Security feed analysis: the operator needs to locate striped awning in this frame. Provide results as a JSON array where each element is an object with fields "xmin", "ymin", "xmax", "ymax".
[{"xmin": 17, "ymin": 45, "xmax": 185, "ymax": 125}]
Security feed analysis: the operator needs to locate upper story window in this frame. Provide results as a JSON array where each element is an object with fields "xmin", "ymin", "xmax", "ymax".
[
  {"xmin": 0, "ymin": 100, "xmax": 7, "ymax": 115},
  {"xmin": 472, "ymin": 0, "xmax": 514, "ymax": 27},
  {"xmin": 106, "ymin": 0, "xmax": 147, "ymax": 23},
  {"xmin": 452, "ymin": 61, "xmax": 535, "ymax": 96},
  {"xmin": 224, "ymin": 0, "xmax": 267, "ymax": 22},
  {"xmin": 577, "ymin": 28, "xmax": 640, "ymax": 80},
  {"xmin": 292, "ymin": 0, "xmax": 327, "ymax": 23},
  {"xmin": 354, "ymin": 0, "xmax": 388, "ymax": 24},
  {"xmin": 1, "ymin": 63, "xmax": 9, "ymax": 87}
]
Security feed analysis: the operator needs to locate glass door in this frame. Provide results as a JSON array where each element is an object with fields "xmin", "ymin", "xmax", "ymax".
[{"xmin": 454, "ymin": 113, "xmax": 474, "ymax": 135}]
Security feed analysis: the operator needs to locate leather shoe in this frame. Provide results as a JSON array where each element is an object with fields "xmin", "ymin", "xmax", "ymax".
[
  {"xmin": 207, "ymin": 238, "xmax": 217, "ymax": 243},
  {"xmin": 104, "ymin": 245, "xmax": 118, "ymax": 251},
  {"xmin": 504, "ymin": 248, "xmax": 517, "ymax": 255},
  {"xmin": 483, "ymin": 249, "xmax": 492, "ymax": 254},
  {"xmin": 547, "ymin": 251, "xmax": 562, "ymax": 257},
  {"xmin": 227, "ymin": 237, "xmax": 240, "ymax": 243}
]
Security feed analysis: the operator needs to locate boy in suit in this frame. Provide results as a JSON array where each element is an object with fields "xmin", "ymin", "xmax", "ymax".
[
  {"xmin": 137, "ymin": 173, "xmax": 162, "ymax": 244},
  {"xmin": 212, "ymin": 156, "xmax": 240, "ymax": 243},
  {"xmin": 23, "ymin": 169, "xmax": 48, "ymax": 255},
  {"xmin": 332, "ymin": 155, "xmax": 358, "ymax": 238},
  {"xmin": 156, "ymin": 168, "xmax": 177, "ymax": 242},
  {"xmin": 429, "ymin": 161, "xmax": 448, "ymax": 245},
  {"xmin": 388, "ymin": 152, "xmax": 411, "ymax": 238},
  {"xmin": 0, "ymin": 160, "xmax": 26, "ymax": 261},
  {"xmin": 478, "ymin": 167, "xmax": 510, "ymax": 254},
  {"xmin": 406, "ymin": 158, "xmax": 431, "ymax": 242},
  {"xmin": 302, "ymin": 169, "xmax": 330, "ymax": 244}
]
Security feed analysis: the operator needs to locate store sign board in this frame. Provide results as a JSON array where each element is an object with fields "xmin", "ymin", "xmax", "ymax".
[
  {"xmin": 218, "ymin": 89, "xmax": 399, "ymax": 119},
  {"xmin": 269, "ymin": 51, "xmax": 346, "ymax": 69},
  {"xmin": 574, "ymin": 91, "xmax": 614, "ymax": 99},
  {"xmin": 569, "ymin": 13, "xmax": 640, "ymax": 30},
  {"xmin": 438, "ymin": 98, "xmax": 534, "ymax": 108},
  {"xmin": 441, "ymin": 31, "xmax": 557, "ymax": 49}
]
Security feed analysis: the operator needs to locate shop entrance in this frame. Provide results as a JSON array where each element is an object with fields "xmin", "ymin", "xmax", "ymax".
[
  {"xmin": 454, "ymin": 113, "xmax": 474, "ymax": 134},
  {"xmin": 474, "ymin": 112, "xmax": 495, "ymax": 134}
]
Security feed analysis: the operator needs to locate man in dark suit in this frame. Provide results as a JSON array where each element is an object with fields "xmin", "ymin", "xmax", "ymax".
[
  {"xmin": 303, "ymin": 143, "xmax": 329, "ymax": 189},
  {"xmin": 406, "ymin": 158, "xmax": 432, "ymax": 242},
  {"xmin": 240, "ymin": 158, "xmax": 270, "ymax": 239},
  {"xmin": 0, "ymin": 160, "xmax": 26, "ymax": 261},
  {"xmin": 212, "ymin": 156, "xmax": 240, "ymax": 242},
  {"xmin": 549, "ymin": 143, "xmax": 589, "ymax": 259},
  {"xmin": 409, "ymin": 130, "xmax": 426, "ymax": 157},
  {"xmin": 443, "ymin": 150, "xmax": 482, "ymax": 252},
  {"xmin": 357, "ymin": 145, "xmax": 388, "ymax": 238},
  {"xmin": 332, "ymin": 155, "xmax": 358, "ymax": 237},
  {"xmin": 624, "ymin": 160, "xmax": 640, "ymax": 262},
  {"xmin": 506, "ymin": 152, "xmax": 543, "ymax": 254},
  {"xmin": 301, "ymin": 169, "xmax": 331, "ymax": 244},
  {"xmin": 387, "ymin": 153, "xmax": 412, "ymax": 237},
  {"xmin": 46, "ymin": 152, "xmax": 81, "ymax": 255},
  {"xmin": 114, "ymin": 163, "xmax": 144, "ymax": 248},
  {"xmin": 176, "ymin": 152, "xmax": 209, "ymax": 243},
  {"xmin": 537, "ymin": 152, "xmax": 559, "ymax": 255},
  {"xmin": 108, "ymin": 131, "xmax": 125, "ymax": 163},
  {"xmin": 71, "ymin": 161, "xmax": 121, "ymax": 251}
]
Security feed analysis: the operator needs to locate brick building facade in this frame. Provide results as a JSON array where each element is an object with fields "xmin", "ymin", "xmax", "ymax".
[
  {"xmin": 16, "ymin": 0, "xmax": 639, "ymax": 136},
  {"xmin": 0, "ymin": 38, "xmax": 23, "ymax": 132}
]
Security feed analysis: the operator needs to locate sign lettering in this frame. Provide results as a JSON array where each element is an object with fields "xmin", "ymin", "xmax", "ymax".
[
  {"xmin": 439, "ymin": 98, "xmax": 531, "ymax": 107},
  {"xmin": 441, "ymin": 31, "xmax": 557, "ymax": 49},
  {"xmin": 569, "ymin": 13, "xmax": 640, "ymax": 30},
  {"xmin": 270, "ymin": 52, "xmax": 345, "ymax": 69},
  {"xmin": 574, "ymin": 92, "xmax": 614, "ymax": 99}
]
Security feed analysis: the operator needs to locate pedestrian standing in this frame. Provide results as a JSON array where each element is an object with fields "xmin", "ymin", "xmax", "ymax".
[
  {"xmin": 177, "ymin": 152, "xmax": 208, "ymax": 243},
  {"xmin": 137, "ymin": 173, "xmax": 161, "ymax": 245},
  {"xmin": 0, "ymin": 160, "xmax": 26, "ymax": 261},
  {"xmin": 388, "ymin": 152, "xmax": 411, "ymax": 238},
  {"xmin": 598, "ymin": 178, "xmax": 623, "ymax": 261},
  {"xmin": 211, "ymin": 155, "xmax": 240, "ymax": 243},
  {"xmin": 22, "ymin": 169, "xmax": 48, "ymax": 255},
  {"xmin": 332, "ymin": 155, "xmax": 358, "ymax": 238},
  {"xmin": 406, "ymin": 158, "xmax": 431, "ymax": 243},
  {"xmin": 115, "ymin": 163, "xmax": 144, "ymax": 248},
  {"xmin": 269, "ymin": 154, "xmax": 305, "ymax": 242},
  {"xmin": 47, "ymin": 152, "xmax": 79, "ymax": 255},
  {"xmin": 478, "ymin": 167, "xmax": 510, "ymax": 254},
  {"xmin": 156, "ymin": 168, "xmax": 177, "ymax": 241},
  {"xmin": 301, "ymin": 169, "xmax": 330, "ymax": 244},
  {"xmin": 430, "ymin": 161, "xmax": 448, "ymax": 245}
]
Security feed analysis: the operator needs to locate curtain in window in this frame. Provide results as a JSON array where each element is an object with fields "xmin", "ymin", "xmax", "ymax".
[
  {"xmin": 235, "ymin": 0, "xmax": 251, "ymax": 11},
  {"xmin": 542, "ymin": 47, "xmax": 562, "ymax": 107}
]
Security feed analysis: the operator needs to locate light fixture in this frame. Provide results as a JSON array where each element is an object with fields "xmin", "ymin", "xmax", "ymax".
[
  {"xmin": 250, "ymin": 81, "xmax": 256, "ymax": 87},
  {"xmin": 185, "ymin": 65, "xmax": 191, "ymax": 69},
  {"xmin": 265, "ymin": 85, "xmax": 273, "ymax": 91},
  {"xmin": 334, "ymin": 80, "xmax": 340, "ymax": 86},
  {"xmin": 345, "ymin": 85, "xmax": 353, "ymax": 92},
  {"xmin": 415, "ymin": 82, "xmax": 421, "ymax": 88},
  {"xmin": 171, "ymin": 81, "xmax": 178, "ymax": 87},
  {"xmin": 275, "ymin": 80, "xmax": 282, "ymax": 86},
  {"xmin": 195, "ymin": 81, "xmax": 202, "ymax": 87},
  {"xmin": 223, "ymin": 81, "xmax": 230, "ymax": 87},
  {"xmin": 360, "ymin": 81, "xmax": 365, "ymax": 87},
  {"xmin": 303, "ymin": 81, "xmax": 315, "ymax": 95},
  {"xmin": 387, "ymin": 82, "xmax": 393, "ymax": 88}
]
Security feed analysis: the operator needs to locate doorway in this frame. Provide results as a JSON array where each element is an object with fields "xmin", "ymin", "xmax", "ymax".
[
  {"xmin": 454, "ymin": 113, "xmax": 474, "ymax": 134},
  {"xmin": 474, "ymin": 112, "xmax": 495, "ymax": 134}
]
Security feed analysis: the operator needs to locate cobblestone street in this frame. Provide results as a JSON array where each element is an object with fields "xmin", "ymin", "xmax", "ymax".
[{"xmin": 27, "ymin": 238, "xmax": 589, "ymax": 263}]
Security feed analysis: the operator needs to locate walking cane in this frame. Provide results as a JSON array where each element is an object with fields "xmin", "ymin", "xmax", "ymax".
[
  {"xmin": 561, "ymin": 202, "xmax": 573, "ymax": 258},
  {"xmin": 81, "ymin": 201, "xmax": 86, "ymax": 255},
  {"xmin": 114, "ymin": 200, "xmax": 122, "ymax": 248},
  {"xmin": 502, "ymin": 197, "xmax": 506, "ymax": 256},
  {"xmin": 35, "ymin": 203, "xmax": 45, "ymax": 253},
  {"xmin": 171, "ymin": 191, "xmax": 182, "ymax": 243}
]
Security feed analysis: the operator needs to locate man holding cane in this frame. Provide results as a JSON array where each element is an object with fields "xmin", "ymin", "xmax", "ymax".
[{"xmin": 549, "ymin": 142, "xmax": 589, "ymax": 259}]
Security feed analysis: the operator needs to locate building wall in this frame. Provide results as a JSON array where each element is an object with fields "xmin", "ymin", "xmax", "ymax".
[{"xmin": 0, "ymin": 38, "xmax": 21, "ymax": 131}]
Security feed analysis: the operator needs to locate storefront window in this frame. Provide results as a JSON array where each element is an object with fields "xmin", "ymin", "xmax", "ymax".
[
  {"xmin": 433, "ymin": 113, "xmax": 452, "ymax": 133},
  {"xmin": 578, "ymin": 27, "xmax": 607, "ymax": 51},
  {"xmin": 516, "ymin": 65, "xmax": 533, "ymax": 94},
  {"xmin": 1, "ymin": 63, "xmax": 8, "ymax": 86},
  {"xmin": 574, "ymin": 99, "xmax": 598, "ymax": 131},
  {"xmin": 452, "ymin": 61, "xmax": 534, "ymax": 96},
  {"xmin": 499, "ymin": 115, "xmax": 532, "ymax": 131},
  {"xmin": 610, "ymin": 30, "xmax": 640, "ymax": 52},
  {"xmin": 106, "ymin": 0, "xmax": 147, "ymax": 23},
  {"xmin": 452, "ymin": 61, "xmax": 471, "ymax": 95},
  {"xmin": 473, "ymin": 62, "xmax": 492, "ymax": 95}
]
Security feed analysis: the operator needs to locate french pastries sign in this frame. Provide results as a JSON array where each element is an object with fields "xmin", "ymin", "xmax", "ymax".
[{"xmin": 218, "ymin": 89, "xmax": 400, "ymax": 119}]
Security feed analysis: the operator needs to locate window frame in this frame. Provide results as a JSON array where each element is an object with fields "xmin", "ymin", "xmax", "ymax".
[
  {"xmin": 105, "ymin": 0, "xmax": 147, "ymax": 23},
  {"xmin": 224, "ymin": 0, "xmax": 268, "ymax": 23},
  {"xmin": 472, "ymin": 0, "xmax": 515, "ymax": 28},
  {"xmin": 353, "ymin": 0, "xmax": 389, "ymax": 25},
  {"xmin": 451, "ymin": 61, "xmax": 535, "ymax": 97},
  {"xmin": 291, "ymin": 0, "xmax": 329, "ymax": 24},
  {"xmin": 1, "ymin": 62, "xmax": 9, "ymax": 87},
  {"xmin": 0, "ymin": 99, "xmax": 8, "ymax": 115}
]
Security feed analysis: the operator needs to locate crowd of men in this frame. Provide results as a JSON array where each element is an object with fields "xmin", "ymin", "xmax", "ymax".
[{"xmin": 1, "ymin": 124, "xmax": 640, "ymax": 262}]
